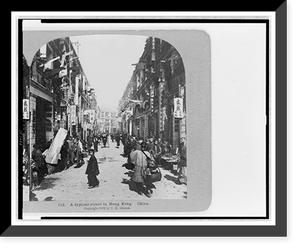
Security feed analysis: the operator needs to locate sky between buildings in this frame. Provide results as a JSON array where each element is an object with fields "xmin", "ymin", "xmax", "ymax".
[{"xmin": 70, "ymin": 35, "xmax": 147, "ymax": 111}]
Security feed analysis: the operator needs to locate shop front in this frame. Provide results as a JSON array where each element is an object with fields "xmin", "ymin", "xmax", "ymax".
[{"xmin": 29, "ymin": 79, "xmax": 56, "ymax": 153}]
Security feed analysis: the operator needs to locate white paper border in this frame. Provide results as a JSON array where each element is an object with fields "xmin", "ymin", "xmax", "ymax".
[{"xmin": 11, "ymin": 11, "xmax": 276, "ymax": 226}]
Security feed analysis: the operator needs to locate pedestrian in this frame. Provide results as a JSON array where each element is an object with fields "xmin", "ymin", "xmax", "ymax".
[
  {"xmin": 153, "ymin": 139, "xmax": 162, "ymax": 166},
  {"xmin": 110, "ymin": 133, "xmax": 114, "ymax": 142},
  {"xmin": 31, "ymin": 144, "xmax": 46, "ymax": 184},
  {"xmin": 115, "ymin": 133, "xmax": 121, "ymax": 148},
  {"xmin": 121, "ymin": 133, "xmax": 126, "ymax": 146},
  {"xmin": 130, "ymin": 143, "xmax": 155, "ymax": 197},
  {"xmin": 146, "ymin": 137, "xmax": 155, "ymax": 154},
  {"xmin": 68, "ymin": 137, "xmax": 75, "ymax": 166},
  {"xmin": 85, "ymin": 149, "xmax": 100, "ymax": 189},
  {"xmin": 135, "ymin": 139, "xmax": 143, "ymax": 150},
  {"xmin": 74, "ymin": 137, "xmax": 84, "ymax": 168},
  {"xmin": 93, "ymin": 136, "xmax": 98, "ymax": 152},
  {"xmin": 102, "ymin": 133, "xmax": 108, "ymax": 147},
  {"xmin": 87, "ymin": 136, "xmax": 93, "ymax": 151},
  {"xmin": 60, "ymin": 140, "xmax": 69, "ymax": 170}
]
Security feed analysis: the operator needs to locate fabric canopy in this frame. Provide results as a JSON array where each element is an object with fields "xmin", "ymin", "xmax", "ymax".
[{"xmin": 44, "ymin": 128, "xmax": 68, "ymax": 164}]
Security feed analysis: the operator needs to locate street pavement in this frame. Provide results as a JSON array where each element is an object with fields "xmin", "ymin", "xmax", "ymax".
[{"xmin": 30, "ymin": 139, "xmax": 187, "ymax": 201}]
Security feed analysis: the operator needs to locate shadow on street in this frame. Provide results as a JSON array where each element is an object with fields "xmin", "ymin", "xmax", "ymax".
[
  {"xmin": 121, "ymin": 171, "xmax": 142, "ymax": 195},
  {"xmin": 164, "ymin": 174, "xmax": 182, "ymax": 185},
  {"xmin": 35, "ymin": 177, "xmax": 59, "ymax": 191}
]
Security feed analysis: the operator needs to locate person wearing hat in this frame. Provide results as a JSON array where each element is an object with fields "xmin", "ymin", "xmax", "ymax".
[{"xmin": 85, "ymin": 149, "xmax": 100, "ymax": 189}]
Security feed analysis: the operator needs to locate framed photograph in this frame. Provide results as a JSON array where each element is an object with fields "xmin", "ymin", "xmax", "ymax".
[{"xmin": 6, "ymin": 2, "xmax": 286, "ymax": 237}]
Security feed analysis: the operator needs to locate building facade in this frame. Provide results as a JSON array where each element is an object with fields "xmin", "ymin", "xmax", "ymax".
[
  {"xmin": 23, "ymin": 37, "xmax": 98, "ymax": 153},
  {"xmin": 97, "ymin": 105, "xmax": 118, "ymax": 134},
  {"xmin": 118, "ymin": 37, "xmax": 186, "ymax": 150}
]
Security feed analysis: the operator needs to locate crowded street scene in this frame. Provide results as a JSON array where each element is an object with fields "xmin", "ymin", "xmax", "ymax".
[
  {"xmin": 22, "ymin": 35, "xmax": 187, "ymax": 201},
  {"xmin": 24, "ymin": 133, "xmax": 187, "ymax": 201}
]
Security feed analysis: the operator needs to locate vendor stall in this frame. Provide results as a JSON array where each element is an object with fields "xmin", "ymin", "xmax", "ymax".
[
  {"xmin": 161, "ymin": 153, "xmax": 180, "ymax": 173},
  {"xmin": 161, "ymin": 146, "xmax": 187, "ymax": 185}
]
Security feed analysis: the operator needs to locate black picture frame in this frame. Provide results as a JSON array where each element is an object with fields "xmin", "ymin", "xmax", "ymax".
[{"xmin": 6, "ymin": 1, "xmax": 287, "ymax": 237}]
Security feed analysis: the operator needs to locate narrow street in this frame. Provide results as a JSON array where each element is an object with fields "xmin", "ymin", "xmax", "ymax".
[{"xmin": 30, "ymin": 139, "xmax": 187, "ymax": 201}]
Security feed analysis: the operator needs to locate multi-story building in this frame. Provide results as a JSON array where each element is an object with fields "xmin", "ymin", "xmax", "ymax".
[
  {"xmin": 97, "ymin": 105, "xmax": 118, "ymax": 134},
  {"xmin": 24, "ymin": 37, "xmax": 96, "ymax": 152},
  {"xmin": 118, "ymin": 37, "xmax": 186, "ymax": 150}
]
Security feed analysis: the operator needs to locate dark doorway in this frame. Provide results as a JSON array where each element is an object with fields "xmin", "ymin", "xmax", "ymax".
[{"xmin": 35, "ymin": 97, "xmax": 48, "ymax": 150}]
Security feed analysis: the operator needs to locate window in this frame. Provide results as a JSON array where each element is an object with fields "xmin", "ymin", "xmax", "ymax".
[{"xmin": 46, "ymin": 119, "xmax": 52, "ymax": 132}]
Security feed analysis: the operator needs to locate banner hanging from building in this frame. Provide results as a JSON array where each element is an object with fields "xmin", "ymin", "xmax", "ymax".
[
  {"xmin": 74, "ymin": 75, "xmax": 79, "ymax": 105},
  {"xmin": 174, "ymin": 97, "xmax": 184, "ymax": 119},
  {"xmin": 43, "ymin": 128, "xmax": 68, "ymax": 164}
]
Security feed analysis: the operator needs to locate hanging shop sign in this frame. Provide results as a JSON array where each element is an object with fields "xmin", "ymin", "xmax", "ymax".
[
  {"xmin": 150, "ymin": 86, "xmax": 155, "ymax": 112},
  {"xmin": 74, "ymin": 75, "xmax": 79, "ymax": 105},
  {"xmin": 70, "ymin": 105, "xmax": 76, "ymax": 125},
  {"xmin": 89, "ymin": 109, "xmax": 95, "ymax": 124},
  {"xmin": 22, "ymin": 99, "xmax": 29, "ymax": 120},
  {"xmin": 67, "ymin": 106, "xmax": 71, "ymax": 128},
  {"xmin": 180, "ymin": 115, "xmax": 187, "ymax": 143},
  {"xmin": 173, "ymin": 97, "xmax": 184, "ymax": 119}
]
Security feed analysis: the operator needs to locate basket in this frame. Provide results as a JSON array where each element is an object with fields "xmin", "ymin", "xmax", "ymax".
[{"xmin": 147, "ymin": 167, "xmax": 162, "ymax": 183}]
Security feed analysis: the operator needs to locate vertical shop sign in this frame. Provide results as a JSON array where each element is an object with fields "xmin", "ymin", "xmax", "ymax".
[
  {"xmin": 159, "ymin": 82, "xmax": 164, "ymax": 132},
  {"xmin": 70, "ymin": 105, "xmax": 76, "ymax": 125},
  {"xmin": 23, "ymin": 99, "xmax": 29, "ymax": 120},
  {"xmin": 67, "ymin": 106, "xmax": 70, "ymax": 128},
  {"xmin": 174, "ymin": 97, "xmax": 183, "ymax": 119},
  {"xmin": 144, "ymin": 115, "xmax": 148, "ymax": 139},
  {"xmin": 180, "ymin": 115, "xmax": 186, "ymax": 143},
  {"xmin": 150, "ymin": 85, "xmax": 154, "ymax": 113}
]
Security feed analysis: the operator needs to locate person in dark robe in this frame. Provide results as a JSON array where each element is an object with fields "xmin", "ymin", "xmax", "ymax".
[
  {"xmin": 85, "ymin": 149, "xmax": 100, "ymax": 189},
  {"xmin": 121, "ymin": 133, "xmax": 127, "ymax": 146},
  {"xmin": 93, "ymin": 136, "xmax": 98, "ymax": 152},
  {"xmin": 115, "ymin": 133, "xmax": 121, "ymax": 148},
  {"xmin": 87, "ymin": 136, "xmax": 93, "ymax": 151},
  {"xmin": 102, "ymin": 133, "xmax": 108, "ymax": 147},
  {"xmin": 60, "ymin": 140, "xmax": 69, "ymax": 170},
  {"xmin": 32, "ymin": 144, "xmax": 46, "ymax": 183}
]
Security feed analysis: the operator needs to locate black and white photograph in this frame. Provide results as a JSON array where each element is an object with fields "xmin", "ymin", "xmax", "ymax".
[
  {"xmin": 4, "ymin": 0, "xmax": 293, "ymax": 243},
  {"xmin": 22, "ymin": 34, "xmax": 188, "ymax": 203},
  {"xmin": 20, "ymin": 21, "xmax": 213, "ymax": 216},
  {"xmin": 8, "ymin": 6, "xmax": 288, "ymax": 237}
]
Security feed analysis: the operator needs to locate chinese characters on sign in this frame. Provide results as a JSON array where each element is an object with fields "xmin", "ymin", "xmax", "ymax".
[
  {"xmin": 173, "ymin": 97, "xmax": 183, "ymax": 119},
  {"xmin": 150, "ymin": 86, "xmax": 154, "ymax": 113},
  {"xmin": 23, "ymin": 99, "xmax": 29, "ymax": 120}
]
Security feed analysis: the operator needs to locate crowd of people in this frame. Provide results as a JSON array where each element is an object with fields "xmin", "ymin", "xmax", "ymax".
[
  {"xmin": 117, "ymin": 133, "xmax": 187, "ymax": 197},
  {"xmin": 23, "ymin": 130, "xmax": 186, "ymax": 197},
  {"xmin": 115, "ymin": 133, "xmax": 173, "ymax": 164},
  {"xmin": 23, "ymin": 132, "xmax": 110, "ymax": 189}
]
